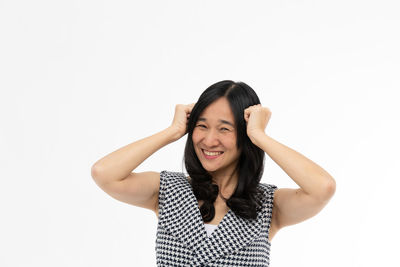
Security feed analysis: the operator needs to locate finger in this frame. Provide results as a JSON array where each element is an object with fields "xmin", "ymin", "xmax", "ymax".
[
  {"xmin": 185, "ymin": 106, "xmax": 193, "ymax": 113},
  {"xmin": 188, "ymin": 103, "xmax": 195, "ymax": 112},
  {"xmin": 244, "ymin": 111, "xmax": 250, "ymax": 121}
]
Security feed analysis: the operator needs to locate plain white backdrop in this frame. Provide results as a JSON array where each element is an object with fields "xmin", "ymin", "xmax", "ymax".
[{"xmin": 1, "ymin": 0, "xmax": 399, "ymax": 266}]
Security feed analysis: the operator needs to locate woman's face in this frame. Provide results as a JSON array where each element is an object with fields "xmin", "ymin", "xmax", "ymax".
[{"xmin": 192, "ymin": 97, "xmax": 241, "ymax": 176}]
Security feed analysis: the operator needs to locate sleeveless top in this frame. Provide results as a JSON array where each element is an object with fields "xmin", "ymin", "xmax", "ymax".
[{"xmin": 155, "ymin": 170, "xmax": 278, "ymax": 267}]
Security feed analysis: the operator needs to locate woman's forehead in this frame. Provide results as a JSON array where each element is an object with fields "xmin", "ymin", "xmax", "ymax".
[{"xmin": 196, "ymin": 97, "xmax": 236, "ymax": 125}]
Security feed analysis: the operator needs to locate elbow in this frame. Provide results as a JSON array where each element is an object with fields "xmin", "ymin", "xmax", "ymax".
[
  {"xmin": 91, "ymin": 164, "xmax": 104, "ymax": 182},
  {"xmin": 320, "ymin": 177, "xmax": 336, "ymax": 202},
  {"xmin": 326, "ymin": 177, "xmax": 336, "ymax": 194},
  {"xmin": 91, "ymin": 164, "xmax": 98, "ymax": 178}
]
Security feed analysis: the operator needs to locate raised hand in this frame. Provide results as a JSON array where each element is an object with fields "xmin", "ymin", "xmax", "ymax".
[
  {"xmin": 243, "ymin": 104, "xmax": 271, "ymax": 143},
  {"xmin": 170, "ymin": 103, "xmax": 196, "ymax": 140}
]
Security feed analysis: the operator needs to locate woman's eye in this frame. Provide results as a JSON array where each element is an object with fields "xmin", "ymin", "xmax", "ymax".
[{"xmin": 195, "ymin": 125, "xmax": 229, "ymax": 131}]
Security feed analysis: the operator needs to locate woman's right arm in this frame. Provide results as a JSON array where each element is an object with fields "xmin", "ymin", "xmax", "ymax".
[{"xmin": 91, "ymin": 103, "xmax": 195, "ymax": 214}]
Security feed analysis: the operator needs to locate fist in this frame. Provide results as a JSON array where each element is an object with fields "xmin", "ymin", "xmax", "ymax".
[
  {"xmin": 170, "ymin": 103, "xmax": 196, "ymax": 140},
  {"xmin": 244, "ymin": 104, "xmax": 271, "ymax": 141}
]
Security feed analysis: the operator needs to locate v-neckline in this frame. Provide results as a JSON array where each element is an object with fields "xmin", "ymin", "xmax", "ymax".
[
  {"xmin": 199, "ymin": 207, "xmax": 232, "ymax": 239},
  {"xmin": 186, "ymin": 178, "xmax": 233, "ymax": 239}
]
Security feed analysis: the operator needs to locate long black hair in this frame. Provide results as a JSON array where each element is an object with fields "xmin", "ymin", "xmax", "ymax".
[{"xmin": 183, "ymin": 80, "xmax": 266, "ymax": 222}]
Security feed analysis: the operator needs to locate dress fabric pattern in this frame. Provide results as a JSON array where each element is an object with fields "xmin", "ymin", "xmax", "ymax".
[{"xmin": 155, "ymin": 170, "xmax": 278, "ymax": 267}]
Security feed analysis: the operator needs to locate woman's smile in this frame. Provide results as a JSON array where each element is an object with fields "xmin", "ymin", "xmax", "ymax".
[{"xmin": 202, "ymin": 149, "xmax": 224, "ymax": 159}]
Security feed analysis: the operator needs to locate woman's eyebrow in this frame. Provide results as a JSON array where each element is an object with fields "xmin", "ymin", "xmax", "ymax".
[{"xmin": 198, "ymin": 117, "xmax": 234, "ymax": 127}]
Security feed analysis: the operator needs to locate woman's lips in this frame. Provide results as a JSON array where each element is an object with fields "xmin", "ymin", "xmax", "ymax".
[{"xmin": 202, "ymin": 149, "xmax": 224, "ymax": 159}]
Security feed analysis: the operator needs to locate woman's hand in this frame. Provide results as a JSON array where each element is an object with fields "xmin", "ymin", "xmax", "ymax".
[
  {"xmin": 244, "ymin": 104, "xmax": 271, "ymax": 144},
  {"xmin": 170, "ymin": 103, "xmax": 196, "ymax": 140}
]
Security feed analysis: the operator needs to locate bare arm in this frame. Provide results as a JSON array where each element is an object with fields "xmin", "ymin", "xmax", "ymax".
[
  {"xmin": 91, "ymin": 126, "xmax": 179, "ymax": 185},
  {"xmin": 244, "ymin": 105, "xmax": 336, "ymax": 231},
  {"xmin": 253, "ymin": 133, "xmax": 336, "ymax": 229},
  {"xmin": 90, "ymin": 103, "xmax": 195, "ymax": 213},
  {"xmin": 252, "ymin": 133, "xmax": 336, "ymax": 200}
]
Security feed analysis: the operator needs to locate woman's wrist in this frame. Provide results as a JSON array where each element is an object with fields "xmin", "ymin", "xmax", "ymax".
[
  {"xmin": 165, "ymin": 126, "xmax": 183, "ymax": 142},
  {"xmin": 248, "ymin": 131, "xmax": 267, "ymax": 147}
]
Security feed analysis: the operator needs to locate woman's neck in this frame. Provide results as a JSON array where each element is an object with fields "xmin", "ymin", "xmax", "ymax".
[{"xmin": 210, "ymin": 168, "xmax": 239, "ymax": 198}]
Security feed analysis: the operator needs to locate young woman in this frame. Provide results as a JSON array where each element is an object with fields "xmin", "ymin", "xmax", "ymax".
[{"xmin": 91, "ymin": 80, "xmax": 336, "ymax": 266}]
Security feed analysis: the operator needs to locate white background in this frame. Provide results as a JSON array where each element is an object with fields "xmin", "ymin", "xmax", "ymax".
[{"xmin": 1, "ymin": 0, "xmax": 399, "ymax": 266}]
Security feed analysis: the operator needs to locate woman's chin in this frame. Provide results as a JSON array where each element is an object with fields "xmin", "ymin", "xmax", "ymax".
[
  {"xmin": 202, "ymin": 163, "xmax": 224, "ymax": 174},
  {"xmin": 201, "ymin": 164, "xmax": 218, "ymax": 173}
]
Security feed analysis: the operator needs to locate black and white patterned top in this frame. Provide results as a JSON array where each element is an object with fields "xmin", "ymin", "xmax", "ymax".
[{"xmin": 155, "ymin": 170, "xmax": 278, "ymax": 266}]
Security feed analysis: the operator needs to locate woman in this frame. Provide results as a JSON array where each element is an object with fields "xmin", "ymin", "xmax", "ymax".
[{"xmin": 91, "ymin": 80, "xmax": 336, "ymax": 266}]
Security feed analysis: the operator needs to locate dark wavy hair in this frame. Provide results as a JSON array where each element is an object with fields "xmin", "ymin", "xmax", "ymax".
[{"xmin": 183, "ymin": 80, "xmax": 266, "ymax": 222}]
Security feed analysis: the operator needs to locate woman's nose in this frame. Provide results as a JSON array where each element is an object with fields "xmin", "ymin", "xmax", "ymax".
[{"xmin": 203, "ymin": 130, "xmax": 220, "ymax": 147}]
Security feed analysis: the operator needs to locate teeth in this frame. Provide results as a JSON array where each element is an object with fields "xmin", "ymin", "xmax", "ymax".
[{"xmin": 203, "ymin": 150, "xmax": 223, "ymax": 156}]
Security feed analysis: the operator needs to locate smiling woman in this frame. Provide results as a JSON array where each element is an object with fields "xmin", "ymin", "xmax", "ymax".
[
  {"xmin": 193, "ymin": 98, "xmax": 240, "ymax": 175},
  {"xmin": 91, "ymin": 79, "xmax": 335, "ymax": 267},
  {"xmin": 183, "ymin": 81, "xmax": 267, "ymax": 224}
]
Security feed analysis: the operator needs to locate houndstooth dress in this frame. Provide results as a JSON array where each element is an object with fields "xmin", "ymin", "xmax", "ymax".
[{"xmin": 155, "ymin": 170, "xmax": 278, "ymax": 267}]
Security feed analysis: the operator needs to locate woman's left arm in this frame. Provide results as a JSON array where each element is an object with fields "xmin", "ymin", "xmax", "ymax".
[
  {"xmin": 251, "ymin": 132, "xmax": 336, "ymax": 200},
  {"xmin": 244, "ymin": 104, "xmax": 336, "ymax": 229}
]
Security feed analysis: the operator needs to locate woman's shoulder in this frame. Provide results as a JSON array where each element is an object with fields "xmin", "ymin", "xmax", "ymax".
[
  {"xmin": 257, "ymin": 182, "xmax": 278, "ymax": 196},
  {"xmin": 160, "ymin": 170, "xmax": 191, "ymax": 183},
  {"xmin": 258, "ymin": 182, "xmax": 278, "ymax": 189}
]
